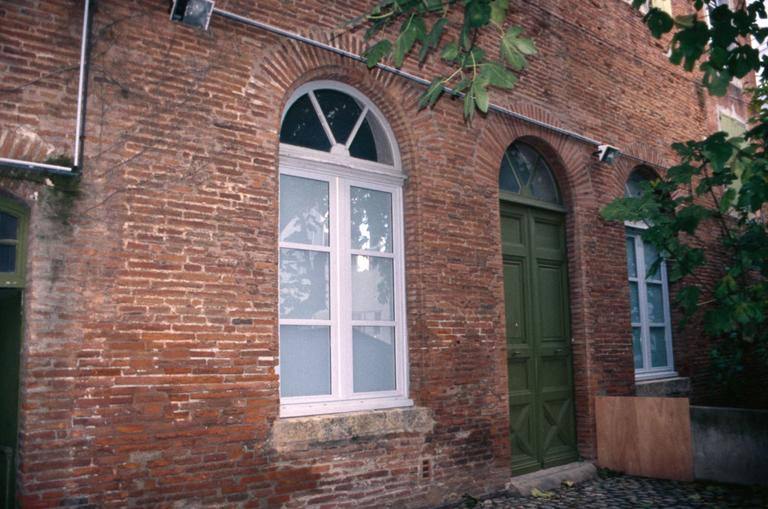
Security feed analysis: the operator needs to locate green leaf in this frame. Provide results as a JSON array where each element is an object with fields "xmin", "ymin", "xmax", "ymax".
[
  {"xmin": 675, "ymin": 286, "xmax": 701, "ymax": 318},
  {"xmin": 720, "ymin": 188, "xmax": 737, "ymax": 214},
  {"xmin": 441, "ymin": 41, "xmax": 459, "ymax": 61},
  {"xmin": 727, "ymin": 45, "xmax": 760, "ymax": 79},
  {"xmin": 501, "ymin": 28, "xmax": 530, "ymax": 70},
  {"xmin": 419, "ymin": 18, "xmax": 448, "ymax": 63},
  {"xmin": 474, "ymin": 81, "xmax": 490, "ymax": 113},
  {"xmin": 464, "ymin": 91, "xmax": 475, "ymax": 120},
  {"xmin": 490, "ymin": 0, "xmax": 509, "ymax": 25},
  {"xmin": 480, "ymin": 62, "xmax": 518, "ymax": 89},
  {"xmin": 393, "ymin": 15, "xmax": 424, "ymax": 67},
  {"xmin": 466, "ymin": 0, "xmax": 491, "ymax": 29},
  {"xmin": 709, "ymin": 46, "xmax": 728, "ymax": 68},
  {"xmin": 701, "ymin": 62, "xmax": 731, "ymax": 96},
  {"xmin": 512, "ymin": 36, "xmax": 537, "ymax": 56},
  {"xmin": 363, "ymin": 40, "xmax": 392, "ymax": 68},
  {"xmin": 418, "ymin": 77, "xmax": 445, "ymax": 109},
  {"xmin": 669, "ymin": 22, "xmax": 710, "ymax": 71},
  {"xmin": 674, "ymin": 14, "xmax": 696, "ymax": 29},
  {"xmin": 645, "ymin": 8, "xmax": 674, "ymax": 38}
]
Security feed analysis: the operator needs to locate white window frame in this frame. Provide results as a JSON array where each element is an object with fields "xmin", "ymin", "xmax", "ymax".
[
  {"xmin": 278, "ymin": 81, "xmax": 411, "ymax": 417},
  {"xmin": 626, "ymin": 225, "xmax": 676, "ymax": 380}
]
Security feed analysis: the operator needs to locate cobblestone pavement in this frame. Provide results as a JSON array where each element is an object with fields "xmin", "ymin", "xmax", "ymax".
[{"xmin": 451, "ymin": 474, "xmax": 768, "ymax": 508}]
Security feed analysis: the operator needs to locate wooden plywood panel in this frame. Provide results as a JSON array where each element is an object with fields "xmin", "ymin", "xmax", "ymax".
[{"xmin": 596, "ymin": 396, "xmax": 693, "ymax": 481}]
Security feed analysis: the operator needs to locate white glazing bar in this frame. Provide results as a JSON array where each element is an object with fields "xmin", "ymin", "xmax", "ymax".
[
  {"xmin": 345, "ymin": 105, "xmax": 369, "ymax": 149},
  {"xmin": 280, "ymin": 242, "xmax": 331, "ymax": 253},
  {"xmin": 308, "ymin": 90, "xmax": 337, "ymax": 146}
]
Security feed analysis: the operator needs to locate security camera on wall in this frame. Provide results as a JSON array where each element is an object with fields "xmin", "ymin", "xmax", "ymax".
[
  {"xmin": 170, "ymin": 0, "xmax": 215, "ymax": 30},
  {"xmin": 595, "ymin": 144, "xmax": 620, "ymax": 164}
]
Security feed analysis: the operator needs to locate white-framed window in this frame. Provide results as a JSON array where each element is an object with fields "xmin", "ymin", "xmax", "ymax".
[
  {"xmin": 278, "ymin": 81, "xmax": 411, "ymax": 417},
  {"xmin": 624, "ymin": 171, "xmax": 676, "ymax": 379}
]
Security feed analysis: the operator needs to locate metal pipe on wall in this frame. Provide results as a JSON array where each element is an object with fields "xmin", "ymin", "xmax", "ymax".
[
  {"xmin": 211, "ymin": 7, "xmax": 609, "ymax": 150},
  {"xmin": 0, "ymin": 0, "xmax": 91, "ymax": 177},
  {"xmin": 73, "ymin": 0, "xmax": 92, "ymax": 170}
]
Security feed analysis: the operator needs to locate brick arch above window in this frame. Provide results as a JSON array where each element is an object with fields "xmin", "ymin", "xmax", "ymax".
[{"xmin": 250, "ymin": 32, "xmax": 422, "ymax": 179}]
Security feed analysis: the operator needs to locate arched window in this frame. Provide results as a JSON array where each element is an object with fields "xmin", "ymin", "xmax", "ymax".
[
  {"xmin": 278, "ymin": 81, "xmax": 409, "ymax": 417},
  {"xmin": 499, "ymin": 141, "xmax": 560, "ymax": 205},
  {"xmin": 624, "ymin": 170, "xmax": 675, "ymax": 378},
  {"xmin": 0, "ymin": 199, "xmax": 28, "ymax": 288}
]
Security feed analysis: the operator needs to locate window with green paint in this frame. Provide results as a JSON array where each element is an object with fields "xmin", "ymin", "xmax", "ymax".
[{"xmin": 0, "ymin": 200, "xmax": 27, "ymax": 288}]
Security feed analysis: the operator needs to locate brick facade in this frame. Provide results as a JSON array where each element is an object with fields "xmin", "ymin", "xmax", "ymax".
[{"xmin": 0, "ymin": 0, "xmax": 753, "ymax": 507}]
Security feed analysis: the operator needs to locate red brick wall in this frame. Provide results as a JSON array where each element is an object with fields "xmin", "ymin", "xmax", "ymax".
[{"xmin": 0, "ymin": 0, "xmax": 751, "ymax": 507}]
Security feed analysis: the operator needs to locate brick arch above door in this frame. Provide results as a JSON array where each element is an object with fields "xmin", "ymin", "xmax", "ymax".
[{"xmin": 469, "ymin": 109, "xmax": 597, "ymax": 213}]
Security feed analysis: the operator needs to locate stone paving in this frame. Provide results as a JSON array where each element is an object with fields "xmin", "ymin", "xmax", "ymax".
[{"xmin": 451, "ymin": 473, "xmax": 768, "ymax": 508}]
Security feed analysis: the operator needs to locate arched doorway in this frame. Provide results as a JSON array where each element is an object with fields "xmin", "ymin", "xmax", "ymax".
[{"xmin": 499, "ymin": 141, "xmax": 577, "ymax": 475}]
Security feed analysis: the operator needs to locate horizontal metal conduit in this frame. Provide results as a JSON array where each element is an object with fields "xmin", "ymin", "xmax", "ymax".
[{"xmin": 213, "ymin": 7, "xmax": 653, "ymax": 165}]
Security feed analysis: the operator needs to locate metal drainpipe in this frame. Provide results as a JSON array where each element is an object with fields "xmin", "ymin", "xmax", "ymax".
[
  {"xmin": 72, "ymin": 0, "xmax": 92, "ymax": 170},
  {"xmin": 0, "ymin": 0, "xmax": 91, "ymax": 177},
  {"xmin": 212, "ymin": 7, "xmax": 657, "ymax": 166}
]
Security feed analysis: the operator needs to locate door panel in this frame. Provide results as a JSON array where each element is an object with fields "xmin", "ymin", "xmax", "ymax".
[
  {"xmin": 501, "ymin": 203, "xmax": 577, "ymax": 475},
  {"xmin": 0, "ymin": 288, "xmax": 22, "ymax": 508}
]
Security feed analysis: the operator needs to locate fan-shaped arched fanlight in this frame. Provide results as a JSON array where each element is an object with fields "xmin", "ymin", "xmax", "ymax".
[
  {"xmin": 625, "ymin": 169, "xmax": 655, "ymax": 198},
  {"xmin": 280, "ymin": 83, "xmax": 395, "ymax": 166},
  {"xmin": 499, "ymin": 141, "xmax": 560, "ymax": 204}
]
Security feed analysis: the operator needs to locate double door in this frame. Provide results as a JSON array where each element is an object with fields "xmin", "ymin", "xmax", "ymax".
[{"xmin": 500, "ymin": 202, "xmax": 577, "ymax": 475}]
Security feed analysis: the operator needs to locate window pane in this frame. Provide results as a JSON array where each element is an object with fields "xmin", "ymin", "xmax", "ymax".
[
  {"xmin": 279, "ymin": 94, "xmax": 332, "ymax": 152},
  {"xmin": 511, "ymin": 144, "xmax": 536, "ymax": 188},
  {"xmin": 350, "ymin": 187, "xmax": 392, "ymax": 252},
  {"xmin": 499, "ymin": 151, "xmax": 521, "ymax": 193},
  {"xmin": 314, "ymin": 89, "xmax": 363, "ymax": 145},
  {"xmin": 625, "ymin": 171, "xmax": 648, "ymax": 198},
  {"xmin": 632, "ymin": 327, "xmax": 643, "ymax": 369},
  {"xmin": 0, "ymin": 245, "xmax": 16, "ymax": 272},
  {"xmin": 348, "ymin": 114, "xmax": 378, "ymax": 162},
  {"xmin": 649, "ymin": 327, "xmax": 668, "ymax": 368},
  {"xmin": 280, "ymin": 175, "xmax": 329, "ymax": 246},
  {"xmin": 629, "ymin": 282, "xmax": 640, "ymax": 323},
  {"xmin": 280, "ymin": 325, "xmax": 331, "ymax": 397},
  {"xmin": 529, "ymin": 163, "xmax": 559, "ymax": 203},
  {"xmin": 279, "ymin": 249, "xmax": 330, "ymax": 319},
  {"xmin": 626, "ymin": 237, "xmax": 637, "ymax": 278},
  {"xmin": 353, "ymin": 326, "xmax": 395, "ymax": 392},
  {"xmin": 0, "ymin": 212, "xmax": 17, "ymax": 240},
  {"xmin": 643, "ymin": 242, "xmax": 661, "ymax": 281},
  {"xmin": 646, "ymin": 283, "xmax": 664, "ymax": 323},
  {"xmin": 351, "ymin": 255, "xmax": 394, "ymax": 321}
]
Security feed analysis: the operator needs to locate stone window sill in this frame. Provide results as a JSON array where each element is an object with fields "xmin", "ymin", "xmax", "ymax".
[
  {"xmin": 635, "ymin": 376, "xmax": 691, "ymax": 397},
  {"xmin": 270, "ymin": 406, "xmax": 434, "ymax": 451}
]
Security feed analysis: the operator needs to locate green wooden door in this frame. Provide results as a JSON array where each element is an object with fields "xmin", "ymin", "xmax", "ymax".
[
  {"xmin": 501, "ymin": 202, "xmax": 577, "ymax": 475},
  {"xmin": 1, "ymin": 288, "xmax": 22, "ymax": 508}
]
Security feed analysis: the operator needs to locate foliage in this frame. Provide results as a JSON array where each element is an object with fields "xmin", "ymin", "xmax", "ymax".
[
  {"xmin": 601, "ymin": 2, "xmax": 768, "ymax": 390},
  {"xmin": 351, "ymin": 0, "xmax": 536, "ymax": 119}
]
